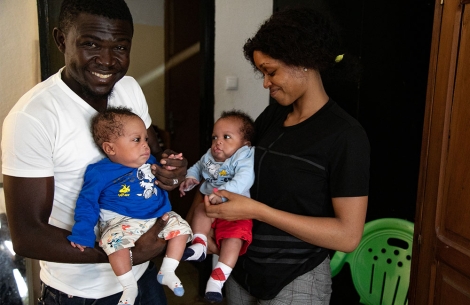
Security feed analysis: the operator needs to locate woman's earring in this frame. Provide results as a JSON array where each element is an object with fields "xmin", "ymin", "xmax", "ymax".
[{"xmin": 303, "ymin": 68, "xmax": 308, "ymax": 72}]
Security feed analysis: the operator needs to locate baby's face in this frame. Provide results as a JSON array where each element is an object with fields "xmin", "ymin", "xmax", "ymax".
[
  {"xmin": 108, "ymin": 116, "xmax": 150, "ymax": 168},
  {"xmin": 211, "ymin": 117, "xmax": 247, "ymax": 162}
]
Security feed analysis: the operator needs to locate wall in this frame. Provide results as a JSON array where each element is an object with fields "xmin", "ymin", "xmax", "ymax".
[
  {"xmin": 126, "ymin": 0, "xmax": 166, "ymax": 127},
  {"xmin": 214, "ymin": 0, "xmax": 272, "ymax": 120},
  {"xmin": 0, "ymin": 0, "xmax": 40, "ymax": 184}
]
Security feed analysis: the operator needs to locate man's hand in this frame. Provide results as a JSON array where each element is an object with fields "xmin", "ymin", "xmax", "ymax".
[
  {"xmin": 151, "ymin": 150, "xmax": 188, "ymax": 191},
  {"xmin": 161, "ymin": 152, "xmax": 183, "ymax": 170},
  {"xmin": 132, "ymin": 213, "xmax": 169, "ymax": 265}
]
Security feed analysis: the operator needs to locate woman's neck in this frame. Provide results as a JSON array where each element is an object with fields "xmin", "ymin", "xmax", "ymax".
[{"xmin": 284, "ymin": 71, "xmax": 329, "ymax": 126}]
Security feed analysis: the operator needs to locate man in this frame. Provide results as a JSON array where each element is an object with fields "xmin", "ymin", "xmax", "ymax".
[{"xmin": 1, "ymin": 0, "xmax": 187, "ymax": 304}]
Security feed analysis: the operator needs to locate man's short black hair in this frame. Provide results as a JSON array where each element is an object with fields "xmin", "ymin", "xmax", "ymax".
[{"xmin": 58, "ymin": 0, "xmax": 134, "ymax": 34}]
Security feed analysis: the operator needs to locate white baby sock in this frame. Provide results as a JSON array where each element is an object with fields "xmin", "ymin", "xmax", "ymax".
[
  {"xmin": 182, "ymin": 233, "xmax": 207, "ymax": 262},
  {"xmin": 157, "ymin": 257, "xmax": 184, "ymax": 297},
  {"xmin": 205, "ymin": 261, "xmax": 232, "ymax": 303},
  {"xmin": 117, "ymin": 270, "xmax": 138, "ymax": 305}
]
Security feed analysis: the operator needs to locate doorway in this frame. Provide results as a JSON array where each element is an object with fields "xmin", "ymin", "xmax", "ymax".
[{"xmin": 164, "ymin": 0, "xmax": 215, "ymax": 219}]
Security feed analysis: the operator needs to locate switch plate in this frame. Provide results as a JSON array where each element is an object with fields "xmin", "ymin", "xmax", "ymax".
[{"xmin": 225, "ymin": 76, "xmax": 238, "ymax": 90}]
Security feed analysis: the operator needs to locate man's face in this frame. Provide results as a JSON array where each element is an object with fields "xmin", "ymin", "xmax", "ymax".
[{"xmin": 58, "ymin": 13, "xmax": 133, "ymax": 103}]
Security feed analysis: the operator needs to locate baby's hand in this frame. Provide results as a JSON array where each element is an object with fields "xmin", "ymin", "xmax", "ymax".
[
  {"xmin": 179, "ymin": 178, "xmax": 199, "ymax": 197},
  {"xmin": 208, "ymin": 193, "xmax": 223, "ymax": 205},
  {"xmin": 70, "ymin": 242, "xmax": 87, "ymax": 252}
]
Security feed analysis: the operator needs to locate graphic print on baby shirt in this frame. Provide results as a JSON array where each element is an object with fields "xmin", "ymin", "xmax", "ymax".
[{"xmin": 137, "ymin": 163, "xmax": 158, "ymax": 199}]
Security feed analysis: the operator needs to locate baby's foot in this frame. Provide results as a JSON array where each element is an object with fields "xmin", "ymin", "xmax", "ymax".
[
  {"xmin": 157, "ymin": 270, "xmax": 185, "ymax": 297},
  {"xmin": 182, "ymin": 236, "xmax": 207, "ymax": 262}
]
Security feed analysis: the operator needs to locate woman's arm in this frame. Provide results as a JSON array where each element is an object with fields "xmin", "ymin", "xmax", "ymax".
[{"xmin": 204, "ymin": 190, "xmax": 367, "ymax": 253}]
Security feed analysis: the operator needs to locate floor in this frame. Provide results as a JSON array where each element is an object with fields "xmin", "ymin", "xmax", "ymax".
[
  {"xmin": 153, "ymin": 254, "xmax": 358, "ymax": 305},
  {"xmin": 153, "ymin": 256, "xmax": 227, "ymax": 305}
]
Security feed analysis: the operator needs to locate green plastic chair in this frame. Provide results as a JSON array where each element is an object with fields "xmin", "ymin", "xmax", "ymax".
[{"xmin": 330, "ymin": 218, "xmax": 414, "ymax": 305}]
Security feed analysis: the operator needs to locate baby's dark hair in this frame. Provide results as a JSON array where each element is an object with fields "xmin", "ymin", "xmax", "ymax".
[
  {"xmin": 58, "ymin": 0, "xmax": 133, "ymax": 34},
  {"xmin": 219, "ymin": 110, "xmax": 255, "ymax": 144},
  {"xmin": 91, "ymin": 106, "xmax": 139, "ymax": 151},
  {"xmin": 243, "ymin": 7, "xmax": 342, "ymax": 73}
]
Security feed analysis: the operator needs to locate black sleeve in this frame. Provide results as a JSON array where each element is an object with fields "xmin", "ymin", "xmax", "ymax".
[{"xmin": 328, "ymin": 125, "xmax": 370, "ymax": 197}]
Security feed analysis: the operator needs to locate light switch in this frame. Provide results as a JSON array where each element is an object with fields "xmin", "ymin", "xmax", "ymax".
[{"xmin": 225, "ymin": 76, "xmax": 238, "ymax": 90}]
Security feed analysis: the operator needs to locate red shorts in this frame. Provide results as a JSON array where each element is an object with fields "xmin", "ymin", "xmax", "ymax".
[{"xmin": 211, "ymin": 218, "xmax": 253, "ymax": 255}]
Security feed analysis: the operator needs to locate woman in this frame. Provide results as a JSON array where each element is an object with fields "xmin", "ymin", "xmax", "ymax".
[{"xmin": 201, "ymin": 7, "xmax": 370, "ymax": 304}]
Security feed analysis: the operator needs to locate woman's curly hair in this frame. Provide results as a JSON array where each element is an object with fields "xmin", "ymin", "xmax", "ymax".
[{"xmin": 243, "ymin": 8, "xmax": 343, "ymax": 72}]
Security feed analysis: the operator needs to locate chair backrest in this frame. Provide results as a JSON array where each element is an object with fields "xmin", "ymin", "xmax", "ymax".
[{"xmin": 330, "ymin": 218, "xmax": 414, "ymax": 305}]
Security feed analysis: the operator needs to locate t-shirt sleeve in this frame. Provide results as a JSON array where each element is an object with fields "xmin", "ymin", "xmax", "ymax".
[
  {"xmin": 112, "ymin": 77, "xmax": 152, "ymax": 128},
  {"xmin": 329, "ymin": 125, "xmax": 370, "ymax": 197},
  {"xmin": 2, "ymin": 111, "xmax": 54, "ymax": 177}
]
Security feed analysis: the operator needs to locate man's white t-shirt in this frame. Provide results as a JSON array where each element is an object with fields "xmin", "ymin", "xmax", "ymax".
[{"xmin": 1, "ymin": 68, "xmax": 153, "ymax": 298}]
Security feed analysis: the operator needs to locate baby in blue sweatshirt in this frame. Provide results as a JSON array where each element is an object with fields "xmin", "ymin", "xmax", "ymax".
[{"xmin": 68, "ymin": 107, "xmax": 192, "ymax": 304}]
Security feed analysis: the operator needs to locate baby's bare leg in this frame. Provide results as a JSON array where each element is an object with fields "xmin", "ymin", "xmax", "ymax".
[
  {"xmin": 218, "ymin": 238, "xmax": 243, "ymax": 267},
  {"xmin": 108, "ymin": 248, "xmax": 132, "ymax": 276},
  {"xmin": 183, "ymin": 202, "xmax": 212, "ymax": 262},
  {"xmin": 109, "ymin": 248, "xmax": 137, "ymax": 304},
  {"xmin": 165, "ymin": 234, "xmax": 188, "ymax": 260}
]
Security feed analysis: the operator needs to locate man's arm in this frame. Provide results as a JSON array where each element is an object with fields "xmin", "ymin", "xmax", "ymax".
[
  {"xmin": 3, "ymin": 175, "xmax": 170, "ymax": 265},
  {"xmin": 3, "ymin": 175, "xmax": 108, "ymax": 263}
]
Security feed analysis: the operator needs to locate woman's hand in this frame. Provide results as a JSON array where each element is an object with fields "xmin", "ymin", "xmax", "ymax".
[
  {"xmin": 206, "ymin": 188, "xmax": 368, "ymax": 253},
  {"xmin": 204, "ymin": 189, "xmax": 260, "ymax": 221},
  {"xmin": 151, "ymin": 150, "xmax": 188, "ymax": 191}
]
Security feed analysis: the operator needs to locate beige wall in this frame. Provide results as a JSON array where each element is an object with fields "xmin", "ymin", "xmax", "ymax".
[
  {"xmin": 214, "ymin": 0, "xmax": 272, "ymax": 120},
  {"xmin": 127, "ymin": 23, "xmax": 165, "ymax": 128},
  {"xmin": 0, "ymin": 0, "xmax": 41, "ymax": 183}
]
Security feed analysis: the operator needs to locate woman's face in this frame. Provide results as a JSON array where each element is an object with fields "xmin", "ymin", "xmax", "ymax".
[{"xmin": 253, "ymin": 51, "xmax": 308, "ymax": 106}]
